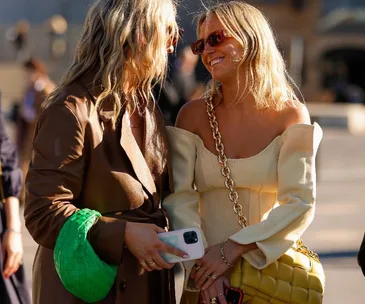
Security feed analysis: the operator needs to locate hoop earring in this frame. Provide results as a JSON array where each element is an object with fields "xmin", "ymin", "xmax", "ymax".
[{"xmin": 231, "ymin": 57, "xmax": 242, "ymax": 63}]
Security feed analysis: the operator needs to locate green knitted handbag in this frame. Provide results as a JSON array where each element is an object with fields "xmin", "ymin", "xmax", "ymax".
[{"xmin": 54, "ymin": 208, "xmax": 118, "ymax": 303}]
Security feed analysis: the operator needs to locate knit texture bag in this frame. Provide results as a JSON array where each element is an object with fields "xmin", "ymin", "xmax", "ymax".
[{"xmin": 54, "ymin": 208, "xmax": 118, "ymax": 303}]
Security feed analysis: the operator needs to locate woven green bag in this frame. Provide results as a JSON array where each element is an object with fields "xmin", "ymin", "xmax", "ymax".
[{"xmin": 54, "ymin": 208, "xmax": 118, "ymax": 303}]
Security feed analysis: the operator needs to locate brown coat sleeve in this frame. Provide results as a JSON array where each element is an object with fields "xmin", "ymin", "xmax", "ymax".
[{"xmin": 24, "ymin": 100, "xmax": 126, "ymax": 265}]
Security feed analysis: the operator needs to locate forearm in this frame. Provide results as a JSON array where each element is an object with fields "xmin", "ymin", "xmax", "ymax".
[
  {"xmin": 88, "ymin": 216, "xmax": 127, "ymax": 265},
  {"xmin": 224, "ymin": 239, "xmax": 258, "ymax": 263},
  {"xmin": 4, "ymin": 196, "xmax": 21, "ymax": 232},
  {"xmin": 240, "ymin": 242, "xmax": 258, "ymax": 254}
]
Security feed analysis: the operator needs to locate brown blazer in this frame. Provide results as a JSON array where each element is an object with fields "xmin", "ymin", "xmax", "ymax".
[{"xmin": 24, "ymin": 74, "xmax": 175, "ymax": 304}]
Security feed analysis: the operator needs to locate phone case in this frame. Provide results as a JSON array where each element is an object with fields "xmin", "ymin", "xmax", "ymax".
[
  {"xmin": 224, "ymin": 285, "xmax": 244, "ymax": 304},
  {"xmin": 198, "ymin": 285, "xmax": 244, "ymax": 304},
  {"xmin": 157, "ymin": 228, "xmax": 205, "ymax": 263}
]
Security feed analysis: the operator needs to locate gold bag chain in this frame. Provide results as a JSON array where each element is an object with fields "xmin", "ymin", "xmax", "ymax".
[{"xmin": 205, "ymin": 95, "xmax": 319, "ymax": 262}]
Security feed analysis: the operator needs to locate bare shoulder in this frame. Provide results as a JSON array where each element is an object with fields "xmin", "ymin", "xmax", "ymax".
[
  {"xmin": 175, "ymin": 98, "xmax": 207, "ymax": 133},
  {"xmin": 281, "ymin": 100, "xmax": 311, "ymax": 128}
]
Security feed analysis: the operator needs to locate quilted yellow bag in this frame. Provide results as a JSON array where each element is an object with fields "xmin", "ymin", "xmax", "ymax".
[
  {"xmin": 205, "ymin": 97, "xmax": 325, "ymax": 304},
  {"xmin": 230, "ymin": 243, "xmax": 325, "ymax": 304}
]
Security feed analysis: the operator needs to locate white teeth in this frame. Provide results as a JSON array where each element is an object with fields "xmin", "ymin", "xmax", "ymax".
[{"xmin": 210, "ymin": 57, "xmax": 223, "ymax": 66}]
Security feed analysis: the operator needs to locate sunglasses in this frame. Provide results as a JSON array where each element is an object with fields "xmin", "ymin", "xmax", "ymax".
[
  {"xmin": 168, "ymin": 27, "xmax": 185, "ymax": 46},
  {"xmin": 191, "ymin": 30, "xmax": 230, "ymax": 55}
]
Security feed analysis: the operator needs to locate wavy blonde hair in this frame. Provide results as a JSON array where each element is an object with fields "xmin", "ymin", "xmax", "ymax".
[
  {"xmin": 197, "ymin": 1, "xmax": 300, "ymax": 110},
  {"xmin": 44, "ymin": 0, "xmax": 180, "ymax": 125}
]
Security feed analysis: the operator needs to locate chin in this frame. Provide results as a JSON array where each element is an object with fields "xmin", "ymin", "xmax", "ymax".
[{"xmin": 211, "ymin": 71, "xmax": 229, "ymax": 83}]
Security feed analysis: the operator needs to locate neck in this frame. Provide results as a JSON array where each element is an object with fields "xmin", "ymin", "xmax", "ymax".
[
  {"xmin": 123, "ymin": 66, "xmax": 134, "ymax": 96},
  {"xmin": 220, "ymin": 79, "xmax": 256, "ymax": 111}
]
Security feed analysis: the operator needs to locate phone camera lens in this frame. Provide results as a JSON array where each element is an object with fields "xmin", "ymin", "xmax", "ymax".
[{"xmin": 183, "ymin": 231, "xmax": 198, "ymax": 244}]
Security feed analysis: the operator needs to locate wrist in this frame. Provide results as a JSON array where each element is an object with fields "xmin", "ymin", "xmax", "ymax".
[
  {"xmin": 124, "ymin": 221, "xmax": 134, "ymax": 246},
  {"xmin": 6, "ymin": 228, "xmax": 21, "ymax": 234},
  {"xmin": 6, "ymin": 221, "xmax": 21, "ymax": 232},
  {"xmin": 225, "ymin": 239, "xmax": 245, "ymax": 256},
  {"xmin": 220, "ymin": 239, "xmax": 235, "ymax": 267}
]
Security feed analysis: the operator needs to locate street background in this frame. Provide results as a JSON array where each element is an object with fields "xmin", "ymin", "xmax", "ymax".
[{"xmin": 1, "ymin": 0, "xmax": 365, "ymax": 303}]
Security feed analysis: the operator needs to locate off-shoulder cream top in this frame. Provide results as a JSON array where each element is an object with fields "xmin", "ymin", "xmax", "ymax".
[{"xmin": 163, "ymin": 123, "xmax": 323, "ymax": 281}]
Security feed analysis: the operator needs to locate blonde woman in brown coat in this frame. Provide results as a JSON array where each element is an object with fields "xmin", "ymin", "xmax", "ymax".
[{"xmin": 24, "ymin": 0, "xmax": 186, "ymax": 303}]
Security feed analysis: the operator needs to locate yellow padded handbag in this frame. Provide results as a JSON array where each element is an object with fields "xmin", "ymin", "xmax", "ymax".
[
  {"xmin": 230, "ymin": 246, "xmax": 325, "ymax": 304},
  {"xmin": 205, "ymin": 96, "xmax": 325, "ymax": 304}
]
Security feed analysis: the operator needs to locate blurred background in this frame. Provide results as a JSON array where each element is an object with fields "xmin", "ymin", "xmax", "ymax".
[{"xmin": 0, "ymin": 0, "xmax": 364, "ymax": 303}]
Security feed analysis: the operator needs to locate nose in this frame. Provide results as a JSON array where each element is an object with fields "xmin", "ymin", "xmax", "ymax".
[{"xmin": 202, "ymin": 41, "xmax": 214, "ymax": 56}]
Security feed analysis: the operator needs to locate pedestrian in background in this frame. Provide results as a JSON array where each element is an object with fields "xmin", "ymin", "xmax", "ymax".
[
  {"xmin": 5, "ymin": 20, "xmax": 30, "ymax": 61},
  {"xmin": 24, "ymin": 0, "xmax": 186, "ymax": 303},
  {"xmin": 17, "ymin": 58, "xmax": 55, "ymax": 202},
  {"xmin": 0, "ymin": 91, "xmax": 30, "ymax": 304}
]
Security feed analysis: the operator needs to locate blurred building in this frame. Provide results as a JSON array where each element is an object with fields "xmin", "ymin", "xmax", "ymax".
[{"xmin": 1, "ymin": 0, "xmax": 365, "ymax": 103}]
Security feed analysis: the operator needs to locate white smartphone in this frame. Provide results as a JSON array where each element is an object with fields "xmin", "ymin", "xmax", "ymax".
[{"xmin": 157, "ymin": 228, "xmax": 205, "ymax": 263}]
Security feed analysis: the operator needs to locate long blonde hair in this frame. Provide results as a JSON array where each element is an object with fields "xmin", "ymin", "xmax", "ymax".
[
  {"xmin": 197, "ymin": 1, "xmax": 300, "ymax": 110},
  {"xmin": 44, "ymin": 0, "xmax": 179, "ymax": 125}
]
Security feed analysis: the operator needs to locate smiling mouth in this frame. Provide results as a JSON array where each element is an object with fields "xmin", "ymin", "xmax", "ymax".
[{"xmin": 209, "ymin": 57, "xmax": 224, "ymax": 67}]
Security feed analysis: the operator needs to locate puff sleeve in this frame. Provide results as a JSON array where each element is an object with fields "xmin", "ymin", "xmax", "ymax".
[
  {"xmin": 162, "ymin": 127, "xmax": 208, "ymax": 285},
  {"xmin": 229, "ymin": 123, "xmax": 323, "ymax": 269}
]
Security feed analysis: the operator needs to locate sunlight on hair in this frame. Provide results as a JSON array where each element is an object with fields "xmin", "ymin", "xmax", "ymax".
[
  {"xmin": 44, "ymin": 0, "xmax": 179, "ymax": 126},
  {"xmin": 196, "ymin": 1, "xmax": 301, "ymax": 110}
]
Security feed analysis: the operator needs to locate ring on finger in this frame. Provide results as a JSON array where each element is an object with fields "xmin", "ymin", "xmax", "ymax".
[
  {"xmin": 148, "ymin": 261, "xmax": 156, "ymax": 268},
  {"xmin": 217, "ymin": 292, "xmax": 224, "ymax": 297},
  {"xmin": 204, "ymin": 273, "xmax": 211, "ymax": 279},
  {"xmin": 210, "ymin": 297, "xmax": 218, "ymax": 304},
  {"xmin": 140, "ymin": 261, "xmax": 147, "ymax": 267},
  {"xmin": 211, "ymin": 273, "xmax": 217, "ymax": 280},
  {"xmin": 195, "ymin": 264, "xmax": 202, "ymax": 270}
]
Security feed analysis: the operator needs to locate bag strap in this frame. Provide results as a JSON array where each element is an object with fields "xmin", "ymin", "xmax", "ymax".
[{"xmin": 205, "ymin": 95, "xmax": 247, "ymax": 228}]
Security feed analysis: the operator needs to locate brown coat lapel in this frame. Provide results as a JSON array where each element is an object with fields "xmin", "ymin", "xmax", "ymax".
[{"xmin": 120, "ymin": 109, "xmax": 157, "ymax": 198}]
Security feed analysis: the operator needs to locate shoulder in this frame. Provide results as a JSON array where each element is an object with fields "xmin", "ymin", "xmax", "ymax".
[
  {"xmin": 175, "ymin": 98, "xmax": 207, "ymax": 133},
  {"xmin": 279, "ymin": 100, "xmax": 311, "ymax": 130},
  {"xmin": 41, "ymin": 83, "xmax": 93, "ymax": 129},
  {"xmin": 277, "ymin": 101, "xmax": 322, "ymax": 151},
  {"xmin": 33, "ymin": 93, "xmax": 89, "ymax": 159}
]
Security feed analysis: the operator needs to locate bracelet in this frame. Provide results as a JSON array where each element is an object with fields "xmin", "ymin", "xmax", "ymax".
[
  {"xmin": 220, "ymin": 239, "xmax": 234, "ymax": 267},
  {"xmin": 6, "ymin": 228, "xmax": 21, "ymax": 234}
]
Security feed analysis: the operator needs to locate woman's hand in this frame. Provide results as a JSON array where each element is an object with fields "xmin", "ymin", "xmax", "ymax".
[
  {"xmin": 124, "ymin": 222, "xmax": 187, "ymax": 272},
  {"xmin": 191, "ymin": 240, "xmax": 252, "ymax": 290},
  {"xmin": 200, "ymin": 276, "xmax": 230, "ymax": 304},
  {"xmin": 1, "ymin": 230, "xmax": 23, "ymax": 278}
]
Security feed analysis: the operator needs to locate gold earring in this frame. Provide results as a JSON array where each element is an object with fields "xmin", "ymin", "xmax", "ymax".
[{"xmin": 231, "ymin": 57, "xmax": 242, "ymax": 63}]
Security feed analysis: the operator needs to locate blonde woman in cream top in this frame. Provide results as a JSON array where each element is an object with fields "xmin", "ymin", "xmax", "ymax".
[{"xmin": 162, "ymin": 2, "xmax": 323, "ymax": 304}]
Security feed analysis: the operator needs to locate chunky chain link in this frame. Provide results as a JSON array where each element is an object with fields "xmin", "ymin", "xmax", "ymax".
[
  {"xmin": 205, "ymin": 95, "xmax": 248, "ymax": 228},
  {"xmin": 205, "ymin": 95, "xmax": 320, "ymax": 263}
]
